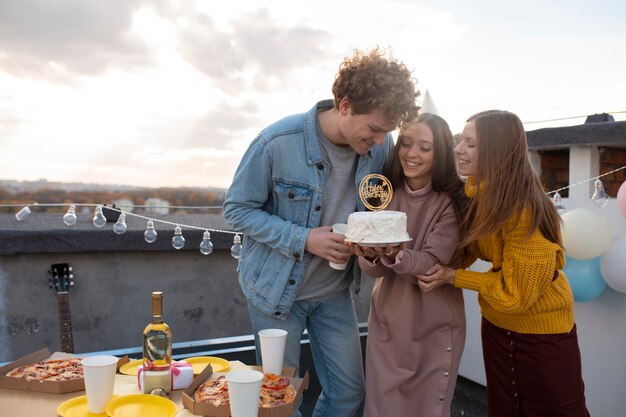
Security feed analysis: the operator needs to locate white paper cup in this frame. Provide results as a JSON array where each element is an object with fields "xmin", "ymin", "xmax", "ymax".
[
  {"xmin": 258, "ymin": 328, "xmax": 288, "ymax": 375},
  {"xmin": 227, "ymin": 369, "xmax": 264, "ymax": 417},
  {"xmin": 81, "ymin": 355, "xmax": 118, "ymax": 414},
  {"xmin": 330, "ymin": 223, "xmax": 349, "ymax": 270}
]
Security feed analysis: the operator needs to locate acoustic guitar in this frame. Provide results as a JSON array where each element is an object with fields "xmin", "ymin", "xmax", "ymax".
[{"xmin": 48, "ymin": 263, "xmax": 75, "ymax": 353}]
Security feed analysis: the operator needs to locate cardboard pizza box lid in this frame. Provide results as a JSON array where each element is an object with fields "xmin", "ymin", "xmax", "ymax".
[
  {"xmin": 116, "ymin": 355, "xmax": 130, "ymax": 368},
  {"xmin": 0, "ymin": 348, "xmax": 127, "ymax": 394},
  {"xmin": 182, "ymin": 364, "xmax": 309, "ymax": 417}
]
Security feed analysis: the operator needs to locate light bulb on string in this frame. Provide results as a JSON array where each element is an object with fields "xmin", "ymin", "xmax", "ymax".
[
  {"xmin": 63, "ymin": 204, "xmax": 77, "ymax": 226},
  {"xmin": 172, "ymin": 225, "xmax": 185, "ymax": 250},
  {"xmin": 591, "ymin": 179, "xmax": 608, "ymax": 207},
  {"xmin": 113, "ymin": 213, "xmax": 127, "ymax": 234},
  {"xmin": 92, "ymin": 205, "xmax": 107, "ymax": 228},
  {"xmin": 15, "ymin": 206, "xmax": 31, "ymax": 222},
  {"xmin": 199, "ymin": 230, "xmax": 214, "ymax": 255},
  {"xmin": 231, "ymin": 234, "xmax": 242, "ymax": 259},
  {"xmin": 553, "ymin": 192, "xmax": 566, "ymax": 214},
  {"xmin": 144, "ymin": 220, "xmax": 157, "ymax": 243}
]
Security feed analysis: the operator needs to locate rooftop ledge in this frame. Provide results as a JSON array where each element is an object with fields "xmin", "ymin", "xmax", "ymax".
[
  {"xmin": 0, "ymin": 213, "xmax": 236, "ymax": 255},
  {"xmin": 526, "ymin": 120, "xmax": 626, "ymax": 150}
]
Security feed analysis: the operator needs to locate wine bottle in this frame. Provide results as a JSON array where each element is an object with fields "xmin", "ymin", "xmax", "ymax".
[{"xmin": 142, "ymin": 291, "xmax": 172, "ymax": 393}]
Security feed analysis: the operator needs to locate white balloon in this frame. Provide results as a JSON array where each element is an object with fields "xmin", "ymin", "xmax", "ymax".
[
  {"xmin": 561, "ymin": 207, "xmax": 612, "ymax": 260},
  {"xmin": 600, "ymin": 236, "xmax": 626, "ymax": 293}
]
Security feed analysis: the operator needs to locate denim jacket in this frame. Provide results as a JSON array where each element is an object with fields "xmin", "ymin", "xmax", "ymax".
[{"xmin": 223, "ymin": 100, "xmax": 393, "ymax": 318}]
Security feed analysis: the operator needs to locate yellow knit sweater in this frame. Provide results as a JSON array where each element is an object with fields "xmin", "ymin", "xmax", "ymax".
[{"xmin": 454, "ymin": 179, "xmax": 575, "ymax": 334}]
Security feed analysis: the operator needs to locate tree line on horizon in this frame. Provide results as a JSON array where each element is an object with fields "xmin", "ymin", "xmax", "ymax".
[{"xmin": 0, "ymin": 187, "xmax": 225, "ymax": 214}]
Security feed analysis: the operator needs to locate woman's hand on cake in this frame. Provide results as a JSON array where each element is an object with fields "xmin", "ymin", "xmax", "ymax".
[
  {"xmin": 379, "ymin": 243, "xmax": 405, "ymax": 261},
  {"xmin": 416, "ymin": 264, "xmax": 455, "ymax": 292},
  {"xmin": 347, "ymin": 242, "xmax": 405, "ymax": 262},
  {"xmin": 347, "ymin": 242, "xmax": 378, "ymax": 261}
]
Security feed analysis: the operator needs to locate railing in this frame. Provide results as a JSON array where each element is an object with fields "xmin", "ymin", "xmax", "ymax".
[{"xmin": 78, "ymin": 322, "xmax": 370, "ymax": 360}]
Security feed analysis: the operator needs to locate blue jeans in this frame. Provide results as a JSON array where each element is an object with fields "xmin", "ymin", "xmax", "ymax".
[{"xmin": 248, "ymin": 289, "xmax": 365, "ymax": 417}]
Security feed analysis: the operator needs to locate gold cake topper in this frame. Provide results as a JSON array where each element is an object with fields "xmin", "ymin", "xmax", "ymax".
[{"xmin": 359, "ymin": 174, "xmax": 393, "ymax": 211}]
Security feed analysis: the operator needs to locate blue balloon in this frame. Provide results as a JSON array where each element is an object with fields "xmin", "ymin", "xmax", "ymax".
[{"xmin": 563, "ymin": 256, "xmax": 606, "ymax": 302}]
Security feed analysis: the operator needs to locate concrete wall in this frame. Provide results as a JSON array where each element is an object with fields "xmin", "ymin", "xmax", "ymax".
[
  {"xmin": 0, "ymin": 222, "xmax": 374, "ymax": 363},
  {"xmin": 0, "ymin": 250, "xmax": 247, "ymax": 361}
]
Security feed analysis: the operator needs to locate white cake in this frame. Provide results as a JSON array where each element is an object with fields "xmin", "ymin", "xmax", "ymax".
[{"xmin": 345, "ymin": 210, "xmax": 409, "ymax": 243}]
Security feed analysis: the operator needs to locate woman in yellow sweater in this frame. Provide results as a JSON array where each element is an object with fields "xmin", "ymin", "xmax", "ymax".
[{"xmin": 418, "ymin": 110, "xmax": 590, "ymax": 416}]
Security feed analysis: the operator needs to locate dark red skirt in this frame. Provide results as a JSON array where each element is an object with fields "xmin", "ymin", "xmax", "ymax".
[{"xmin": 481, "ymin": 317, "xmax": 590, "ymax": 417}]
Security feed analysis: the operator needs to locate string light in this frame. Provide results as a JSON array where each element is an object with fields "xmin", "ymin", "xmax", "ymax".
[
  {"xmin": 3, "ymin": 164, "xmax": 624, "ymax": 255},
  {"xmin": 230, "ymin": 234, "xmax": 242, "ymax": 259},
  {"xmin": 4, "ymin": 201, "xmax": 238, "ymax": 255},
  {"xmin": 553, "ymin": 192, "xmax": 567, "ymax": 214},
  {"xmin": 113, "ymin": 213, "xmax": 128, "ymax": 235},
  {"xmin": 546, "ymin": 165, "xmax": 626, "ymax": 196},
  {"xmin": 523, "ymin": 110, "xmax": 626, "ymax": 125},
  {"xmin": 92, "ymin": 205, "xmax": 107, "ymax": 228},
  {"xmin": 172, "ymin": 225, "xmax": 185, "ymax": 250},
  {"xmin": 63, "ymin": 204, "xmax": 77, "ymax": 226},
  {"xmin": 591, "ymin": 179, "xmax": 609, "ymax": 207},
  {"xmin": 199, "ymin": 230, "xmax": 214, "ymax": 255},
  {"xmin": 15, "ymin": 206, "xmax": 31, "ymax": 221},
  {"xmin": 544, "ymin": 165, "xmax": 625, "ymax": 214},
  {"xmin": 144, "ymin": 220, "xmax": 158, "ymax": 243}
]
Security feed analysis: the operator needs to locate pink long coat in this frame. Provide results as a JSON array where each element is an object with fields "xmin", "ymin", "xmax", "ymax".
[{"xmin": 360, "ymin": 183, "xmax": 466, "ymax": 417}]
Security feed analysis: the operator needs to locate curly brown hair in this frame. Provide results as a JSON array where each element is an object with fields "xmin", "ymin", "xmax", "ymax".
[{"xmin": 332, "ymin": 46, "xmax": 420, "ymax": 128}]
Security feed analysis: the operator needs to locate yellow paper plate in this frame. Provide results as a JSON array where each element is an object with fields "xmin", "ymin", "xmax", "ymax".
[
  {"xmin": 57, "ymin": 394, "xmax": 117, "ymax": 417},
  {"xmin": 119, "ymin": 359, "xmax": 170, "ymax": 376},
  {"xmin": 118, "ymin": 359, "xmax": 142, "ymax": 376},
  {"xmin": 105, "ymin": 394, "xmax": 177, "ymax": 417},
  {"xmin": 183, "ymin": 356, "xmax": 230, "ymax": 375}
]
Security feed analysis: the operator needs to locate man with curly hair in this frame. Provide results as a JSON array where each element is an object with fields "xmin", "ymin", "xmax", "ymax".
[{"xmin": 224, "ymin": 47, "xmax": 419, "ymax": 417}]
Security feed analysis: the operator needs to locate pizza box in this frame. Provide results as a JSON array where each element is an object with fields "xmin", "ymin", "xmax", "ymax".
[
  {"xmin": 0, "ymin": 348, "xmax": 128, "ymax": 394},
  {"xmin": 182, "ymin": 364, "xmax": 309, "ymax": 417}
]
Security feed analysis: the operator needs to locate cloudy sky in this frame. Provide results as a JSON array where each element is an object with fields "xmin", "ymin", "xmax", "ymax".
[{"xmin": 1, "ymin": 0, "xmax": 625, "ymax": 189}]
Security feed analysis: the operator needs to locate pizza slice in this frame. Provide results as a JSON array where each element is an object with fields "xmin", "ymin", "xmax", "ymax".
[
  {"xmin": 260, "ymin": 385, "xmax": 297, "ymax": 407},
  {"xmin": 260, "ymin": 373, "xmax": 297, "ymax": 407},
  {"xmin": 194, "ymin": 375, "xmax": 229, "ymax": 406}
]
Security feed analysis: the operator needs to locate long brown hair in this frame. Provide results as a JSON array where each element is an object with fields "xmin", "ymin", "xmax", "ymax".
[
  {"xmin": 460, "ymin": 110, "xmax": 562, "ymax": 247},
  {"xmin": 384, "ymin": 113, "xmax": 469, "ymax": 235}
]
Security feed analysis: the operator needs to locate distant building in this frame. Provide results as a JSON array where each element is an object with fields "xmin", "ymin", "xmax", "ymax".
[
  {"xmin": 113, "ymin": 199, "xmax": 135, "ymax": 213},
  {"xmin": 526, "ymin": 114, "xmax": 626, "ymax": 198},
  {"xmin": 145, "ymin": 198, "xmax": 170, "ymax": 215}
]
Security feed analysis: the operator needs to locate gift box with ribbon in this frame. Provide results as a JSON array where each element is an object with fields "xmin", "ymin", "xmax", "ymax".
[{"xmin": 137, "ymin": 361, "xmax": 194, "ymax": 391}]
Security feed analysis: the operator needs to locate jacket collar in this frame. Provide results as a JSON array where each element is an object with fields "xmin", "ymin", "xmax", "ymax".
[{"xmin": 303, "ymin": 100, "xmax": 333, "ymax": 166}]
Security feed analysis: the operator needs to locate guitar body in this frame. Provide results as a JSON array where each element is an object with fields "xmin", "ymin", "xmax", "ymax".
[{"xmin": 49, "ymin": 263, "xmax": 75, "ymax": 354}]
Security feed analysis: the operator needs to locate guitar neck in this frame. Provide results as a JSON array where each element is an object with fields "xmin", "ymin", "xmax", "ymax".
[{"xmin": 56, "ymin": 292, "xmax": 75, "ymax": 354}]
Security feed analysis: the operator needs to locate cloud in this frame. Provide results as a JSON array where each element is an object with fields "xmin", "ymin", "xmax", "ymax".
[
  {"xmin": 176, "ymin": 7, "xmax": 333, "ymax": 94},
  {"xmin": 0, "ymin": 0, "xmax": 155, "ymax": 80},
  {"xmin": 0, "ymin": 108, "xmax": 22, "ymax": 137},
  {"xmin": 3, "ymin": 0, "xmax": 624, "ymax": 190},
  {"xmin": 180, "ymin": 100, "xmax": 262, "ymax": 149}
]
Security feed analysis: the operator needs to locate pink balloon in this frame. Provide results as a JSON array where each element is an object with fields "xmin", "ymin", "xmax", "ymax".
[{"xmin": 618, "ymin": 180, "xmax": 626, "ymax": 218}]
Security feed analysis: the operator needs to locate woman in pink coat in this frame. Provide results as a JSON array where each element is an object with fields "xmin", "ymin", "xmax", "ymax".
[{"xmin": 349, "ymin": 113, "xmax": 469, "ymax": 417}]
